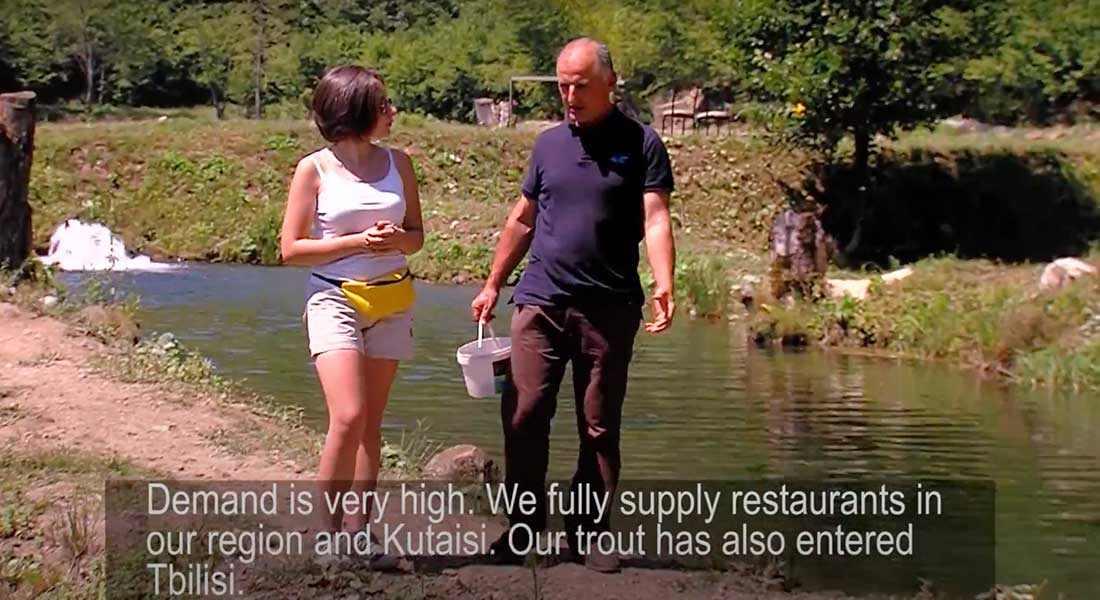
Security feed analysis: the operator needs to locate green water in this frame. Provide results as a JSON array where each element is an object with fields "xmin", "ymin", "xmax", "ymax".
[{"xmin": 62, "ymin": 264, "xmax": 1100, "ymax": 597}]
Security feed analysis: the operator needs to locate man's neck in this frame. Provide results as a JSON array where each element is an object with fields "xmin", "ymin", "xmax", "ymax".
[{"xmin": 571, "ymin": 105, "xmax": 617, "ymax": 130}]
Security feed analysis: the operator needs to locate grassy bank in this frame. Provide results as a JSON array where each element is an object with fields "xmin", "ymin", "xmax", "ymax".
[
  {"xmin": 27, "ymin": 115, "xmax": 1100, "ymax": 369},
  {"xmin": 29, "ymin": 116, "xmax": 807, "ymax": 290},
  {"xmin": 30, "ymin": 116, "xmax": 1100, "ymax": 315},
  {"xmin": 750, "ymin": 255, "xmax": 1100, "ymax": 392}
]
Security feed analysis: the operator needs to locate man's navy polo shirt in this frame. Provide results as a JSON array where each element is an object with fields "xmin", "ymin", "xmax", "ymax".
[{"xmin": 513, "ymin": 108, "xmax": 674, "ymax": 308}]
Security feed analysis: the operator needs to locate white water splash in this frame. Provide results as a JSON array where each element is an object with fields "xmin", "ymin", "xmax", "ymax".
[{"xmin": 41, "ymin": 219, "xmax": 176, "ymax": 271}]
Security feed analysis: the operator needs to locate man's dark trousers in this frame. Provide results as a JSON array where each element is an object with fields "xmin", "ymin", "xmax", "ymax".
[{"xmin": 501, "ymin": 302, "xmax": 642, "ymax": 544}]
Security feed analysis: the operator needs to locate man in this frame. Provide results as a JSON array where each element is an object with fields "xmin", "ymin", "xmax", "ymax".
[{"xmin": 470, "ymin": 38, "xmax": 676, "ymax": 573}]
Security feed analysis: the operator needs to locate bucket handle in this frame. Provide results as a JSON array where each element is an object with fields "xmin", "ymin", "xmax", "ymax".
[{"xmin": 477, "ymin": 320, "xmax": 503, "ymax": 349}]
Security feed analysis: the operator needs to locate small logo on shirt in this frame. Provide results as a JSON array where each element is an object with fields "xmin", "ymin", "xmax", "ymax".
[{"xmin": 609, "ymin": 154, "xmax": 629, "ymax": 165}]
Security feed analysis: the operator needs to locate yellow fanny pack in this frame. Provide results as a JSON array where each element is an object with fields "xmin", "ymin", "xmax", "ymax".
[{"xmin": 313, "ymin": 269, "xmax": 415, "ymax": 320}]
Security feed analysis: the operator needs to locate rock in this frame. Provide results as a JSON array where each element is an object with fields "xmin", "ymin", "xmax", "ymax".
[
  {"xmin": 422, "ymin": 444, "xmax": 498, "ymax": 483},
  {"xmin": 40, "ymin": 295, "xmax": 59, "ymax": 309},
  {"xmin": 826, "ymin": 278, "xmax": 871, "ymax": 300},
  {"xmin": 1039, "ymin": 257, "xmax": 1098, "ymax": 291},
  {"xmin": 881, "ymin": 266, "xmax": 914, "ymax": 284},
  {"xmin": 826, "ymin": 266, "xmax": 913, "ymax": 300},
  {"xmin": 75, "ymin": 305, "xmax": 141, "ymax": 344}
]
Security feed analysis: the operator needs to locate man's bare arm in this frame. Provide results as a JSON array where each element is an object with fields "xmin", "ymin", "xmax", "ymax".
[
  {"xmin": 487, "ymin": 195, "xmax": 537, "ymax": 289},
  {"xmin": 471, "ymin": 195, "xmax": 537, "ymax": 321},
  {"xmin": 643, "ymin": 189, "xmax": 675, "ymax": 333}
]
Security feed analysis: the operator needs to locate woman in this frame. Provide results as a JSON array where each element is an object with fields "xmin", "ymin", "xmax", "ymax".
[{"xmin": 280, "ymin": 65, "xmax": 423, "ymax": 562}]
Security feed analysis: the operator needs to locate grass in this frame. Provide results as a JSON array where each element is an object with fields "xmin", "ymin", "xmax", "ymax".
[
  {"xmin": 892, "ymin": 121, "xmax": 1100, "ymax": 156},
  {"xmin": 0, "ymin": 446, "xmax": 151, "ymax": 599},
  {"xmin": 381, "ymin": 420, "xmax": 444, "ymax": 478},
  {"xmin": 751, "ymin": 255, "xmax": 1100, "ymax": 391}
]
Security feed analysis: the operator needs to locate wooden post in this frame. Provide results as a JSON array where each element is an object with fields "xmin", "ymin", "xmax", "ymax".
[{"xmin": 0, "ymin": 91, "xmax": 36, "ymax": 272}]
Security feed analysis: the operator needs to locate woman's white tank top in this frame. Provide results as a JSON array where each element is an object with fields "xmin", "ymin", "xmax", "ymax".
[{"xmin": 309, "ymin": 147, "xmax": 407, "ymax": 289}]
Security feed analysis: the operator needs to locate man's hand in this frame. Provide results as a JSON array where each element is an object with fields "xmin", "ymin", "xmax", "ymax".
[
  {"xmin": 645, "ymin": 287, "xmax": 675, "ymax": 333},
  {"xmin": 471, "ymin": 285, "xmax": 500, "ymax": 322}
]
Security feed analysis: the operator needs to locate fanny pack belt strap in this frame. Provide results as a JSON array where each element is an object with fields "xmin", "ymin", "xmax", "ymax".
[{"xmin": 311, "ymin": 270, "xmax": 412, "ymax": 288}]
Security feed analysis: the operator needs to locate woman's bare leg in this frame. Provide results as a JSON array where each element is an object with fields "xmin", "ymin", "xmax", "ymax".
[
  {"xmin": 344, "ymin": 358, "xmax": 398, "ymax": 532},
  {"xmin": 315, "ymin": 349, "xmax": 370, "ymax": 533}
]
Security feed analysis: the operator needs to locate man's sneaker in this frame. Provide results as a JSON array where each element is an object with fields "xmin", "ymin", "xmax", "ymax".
[
  {"xmin": 583, "ymin": 546, "xmax": 621, "ymax": 573},
  {"xmin": 488, "ymin": 529, "xmax": 527, "ymax": 565}
]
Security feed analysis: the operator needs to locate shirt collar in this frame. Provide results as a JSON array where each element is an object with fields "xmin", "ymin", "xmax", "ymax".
[{"xmin": 569, "ymin": 107, "xmax": 623, "ymax": 138}]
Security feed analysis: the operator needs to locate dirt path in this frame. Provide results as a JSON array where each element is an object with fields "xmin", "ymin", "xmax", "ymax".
[{"xmin": 0, "ymin": 302, "xmax": 306, "ymax": 480}]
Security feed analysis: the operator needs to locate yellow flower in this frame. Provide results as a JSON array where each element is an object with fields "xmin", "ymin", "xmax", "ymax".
[{"xmin": 791, "ymin": 102, "xmax": 807, "ymax": 116}]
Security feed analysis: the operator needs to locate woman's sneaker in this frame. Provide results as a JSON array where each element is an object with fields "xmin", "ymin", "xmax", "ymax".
[{"xmin": 362, "ymin": 530, "xmax": 400, "ymax": 571}]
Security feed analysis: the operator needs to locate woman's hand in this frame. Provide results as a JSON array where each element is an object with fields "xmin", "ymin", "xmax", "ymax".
[{"xmin": 357, "ymin": 220, "xmax": 415, "ymax": 254}]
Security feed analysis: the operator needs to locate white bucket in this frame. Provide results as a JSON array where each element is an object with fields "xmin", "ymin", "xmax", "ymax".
[{"xmin": 456, "ymin": 322, "xmax": 512, "ymax": 398}]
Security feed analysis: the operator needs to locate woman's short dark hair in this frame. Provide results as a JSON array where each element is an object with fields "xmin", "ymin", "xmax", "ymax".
[{"xmin": 311, "ymin": 65, "xmax": 387, "ymax": 142}]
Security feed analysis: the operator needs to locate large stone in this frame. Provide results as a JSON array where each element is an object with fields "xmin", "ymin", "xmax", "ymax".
[
  {"xmin": 1039, "ymin": 257, "xmax": 1098, "ymax": 291},
  {"xmin": 826, "ymin": 279, "xmax": 871, "ymax": 300},
  {"xmin": 826, "ymin": 266, "xmax": 914, "ymax": 300},
  {"xmin": 422, "ymin": 445, "xmax": 498, "ymax": 484}
]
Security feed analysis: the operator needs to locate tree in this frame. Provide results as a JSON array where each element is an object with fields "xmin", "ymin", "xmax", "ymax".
[
  {"xmin": 0, "ymin": 92, "xmax": 36, "ymax": 273},
  {"xmin": 2, "ymin": 0, "xmax": 71, "ymax": 95},
  {"xmin": 175, "ymin": 3, "xmax": 251, "ymax": 118},
  {"xmin": 2, "ymin": 0, "xmax": 164, "ymax": 106},
  {"xmin": 240, "ymin": 0, "xmax": 297, "ymax": 118},
  {"xmin": 97, "ymin": 0, "xmax": 172, "ymax": 106},
  {"xmin": 964, "ymin": 0, "xmax": 1100, "ymax": 123},
  {"xmin": 0, "ymin": 29, "xmax": 18, "ymax": 92},
  {"xmin": 740, "ymin": 0, "xmax": 997, "ymax": 176},
  {"xmin": 46, "ymin": 0, "xmax": 114, "ymax": 105},
  {"xmin": 332, "ymin": 0, "xmax": 459, "ymax": 33}
]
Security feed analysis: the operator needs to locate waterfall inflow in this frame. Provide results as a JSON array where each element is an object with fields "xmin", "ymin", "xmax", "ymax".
[{"xmin": 41, "ymin": 219, "xmax": 176, "ymax": 271}]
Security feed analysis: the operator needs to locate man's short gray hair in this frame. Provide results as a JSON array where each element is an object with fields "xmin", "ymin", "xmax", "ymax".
[
  {"xmin": 593, "ymin": 41, "xmax": 615, "ymax": 77},
  {"xmin": 560, "ymin": 38, "xmax": 616, "ymax": 79}
]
